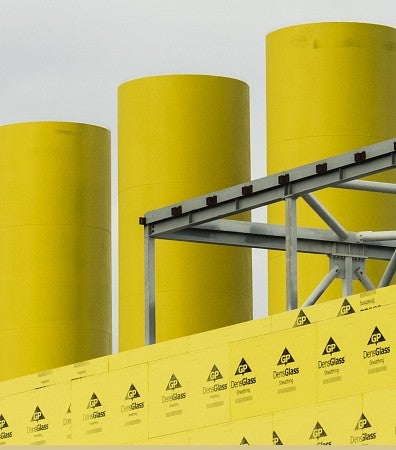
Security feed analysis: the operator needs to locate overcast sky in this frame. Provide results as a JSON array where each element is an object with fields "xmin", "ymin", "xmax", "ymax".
[{"xmin": 1, "ymin": 0, "xmax": 395, "ymax": 351}]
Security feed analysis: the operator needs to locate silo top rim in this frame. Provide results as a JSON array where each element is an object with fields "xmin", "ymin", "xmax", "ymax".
[
  {"xmin": 266, "ymin": 22, "xmax": 396, "ymax": 49},
  {"xmin": 118, "ymin": 74, "xmax": 249, "ymax": 90},
  {"xmin": 267, "ymin": 21, "xmax": 395, "ymax": 35},
  {"xmin": 0, "ymin": 120, "xmax": 110, "ymax": 133}
]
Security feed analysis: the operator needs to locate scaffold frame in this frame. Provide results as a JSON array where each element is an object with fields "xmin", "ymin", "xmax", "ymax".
[{"xmin": 142, "ymin": 139, "xmax": 396, "ymax": 344}]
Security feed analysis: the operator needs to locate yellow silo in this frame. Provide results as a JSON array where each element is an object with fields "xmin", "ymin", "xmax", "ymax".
[
  {"xmin": 0, "ymin": 122, "xmax": 111, "ymax": 381},
  {"xmin": 119, "ymin": 74, "xmax": 252, "ymax": 350},
  {"xmin": 266, "ymin": 23, "xmax": 396, "ymax": 314}
]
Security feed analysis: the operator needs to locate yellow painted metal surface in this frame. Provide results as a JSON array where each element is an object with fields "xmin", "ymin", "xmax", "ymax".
[
  {"xmin": 266, "ymin": 23, "xmax": 396, "ymax": 313},
  {"xmin": 0, "ymin": 122, "xmax": 111, "ymax": 381},
  {"xmin": 118, "ymin": 74, "xmax": 252, "ymax": 350}
]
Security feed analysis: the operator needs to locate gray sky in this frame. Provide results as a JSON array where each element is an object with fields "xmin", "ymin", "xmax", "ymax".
[{"xmin": 1, "ymin": 0, "xmax": 395, "ymax": 352}]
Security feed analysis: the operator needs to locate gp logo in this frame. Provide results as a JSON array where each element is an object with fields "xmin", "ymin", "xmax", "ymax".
[
  {"xmin": 355, "ymin": 413, "xmax": 371, "ymax": 430},
  {"xmin": 234, "ymin": 358, "xmax": 252, "ymax": 376},
  {"xmin": 322, "ymin": 337, "xmax": 340, "ymax": 355},
  {"xmin": 32, "ymin": 411, "xmax": 42, "ymax": 421},
  {"xmin": 312, "ymin": 428, "xmax": 324, "ymax": 438},
  {"xmin": 293, "ymin": 310, "xmax": 311, "ymax": 327},
  {"xmin": 166, "ymin": 374, "xmax": 182, "ymax": 391},
  {"xmin": 127, "ymin": 389, "xmax": 137, "ymax": 399},
  {"xmin": 338, "ymin": 299, "xmax": 355, "ymax": 316},
  {"xmin": 31, "ymin": 407, "xmax": 45, "ymax": 423},
  {"xmin": 368, "ymin": 327, "xmax": 385, "ymax": 345},
  {"xmin": 277, "ymin": 348, "xmax": 295, "ymax": 366},
  {"xmin": 310, "ymin": 422, "xmax": 327, "ymax": 440},
  {"xmin": 87, "ymin": 393, "xmax": 102, "ymax": 409}
]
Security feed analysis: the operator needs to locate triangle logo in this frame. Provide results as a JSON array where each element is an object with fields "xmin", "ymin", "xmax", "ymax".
[
  {"xmin": 293, "ymin": 309, "xmax": 311, "ymax": 327},
  {"xmin": 240, "ymin": 436, "xmax": 249, "ymax": 445},
  {"xmin": 338, "ymin": 298, "xmax": 355, "ymax": 316},
  {"xmin": 0, "ymin": 414, "xmax": 9, "ymax": 430},
  {"xmin": 355, "ymin": 413, "xmax": 372, "ymax": 430},
  {"xmin": 234, "ymin": 358, "xmax": 252, "ymax": 376},
  {"xmin": 87, "ymin": 393, "xmax": 102, "ymax": 410},
  {"xmin": 31, "ymin": 406, "xmax": 45, "ymax": 422},
  {"xmin": 277, "ymin": 347, "xmax": 295, "ymax": 366},
  {"xmin": 322, "ymin": 337, "xmax": 341, "ymax": 355},
  {"xmin": 309, "ymin": 421, "xmax": 327, "ymax": 440},
  {"xmin": 125, "ymin": 383, "xmax": 141, "ymax": 400},
  {"xmin": 273, "ymin": 431, "xmax": 283, "ymax": 445},
  {"xmin": 207, "ymin": 364, "xmax": 223, "ymax": 382},
  {"xmin": 166, "ymin": 373, "xmax": 182, "ymax": 391},
  {"xmin": 367, "ymin": 326, "xmax": 386, "ymax": 346}
]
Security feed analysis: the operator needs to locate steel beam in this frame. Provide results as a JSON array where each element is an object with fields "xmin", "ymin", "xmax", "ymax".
[
  {"xmin": 144, "ymin": 139, "xmax": 396, "ymax": 237},
  {"xmin": 336, "ymin": 180, "xmax": 396, "ymax": 194},
  {"xmin": 285, "ymin": 197, "xmax": 298, "ymax": 310},
  {"xmin": 302, "ymin": 193, "xmax": 348, "ymax": 240},
  {"xmin": 358, "ymin": 231, "xmax": 396, "ymax": 242},
  {"xmin": 378, "ymin": 249, "xmax": 396, "ymax": 288},
  {"xmin": 355, "ymin": 267, "xmax": 376, "ymax": 291},
  {"xmin": 302, "ymin": 265, "xmax": 340, "ymax": 307},
  {"xmin": 144, "ymin": 227, "xmax": 156, "ymax": 345},
  {"xmin": 157, "ymin": 220, "xmax": 396, "ymax": 261}
]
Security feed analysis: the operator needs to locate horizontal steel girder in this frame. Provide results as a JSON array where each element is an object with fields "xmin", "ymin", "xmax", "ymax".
[
  {"xmin": 156, "ymin": 219, "xmax": 396, "ymax": 261},
  {"xmin": 144, "ymin": 139, "xmax": 396, "ymax": 237}
]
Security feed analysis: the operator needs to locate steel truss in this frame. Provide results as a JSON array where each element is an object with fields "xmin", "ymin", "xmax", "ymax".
[{"xmin": 141, "ymin": 139, "xmax": 396, "ymax": 344}]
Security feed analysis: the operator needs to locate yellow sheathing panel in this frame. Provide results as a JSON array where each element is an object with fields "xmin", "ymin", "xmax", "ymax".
[
  {"xmin": 118, "ymin": 74, "xmax": 252, "ymax": 349},
  {"xmin": 71, "ymin": 373, "xmax": 112, "ymax": 444},
  {"xmin": 229, "ymin": 335, "xmax": 272, "ymax": 420},
  {"xmin": 357, "ymin": 304, "xmax": 396, "ymax": 393},
  {"xmin": 363, "ymin": 388, "xmax": 396, "ymax": 444},
  {"xmin": 188, "ymin": 345, "xmax": 230, "ymax": 429},
  {"xmin": 2, "ymin": 285, "xmax": 396, "ymax": 444},
  {"xmin": 316, "ymin": 314, "xmax": 363, "ymax": 402},
  {"xmin": 146, "ymin": 430, "xmax": 190, "ymax": 445},
  {"xmin": 271, "ymin": 284, "xmax": 396, "ymax": 333},
  {"xmin": 148, "ymin": 353, "xmax": 194, "ymax": 437},
  {"xmin": 106, "ymin": 364, "xmax": 149, "ymax": 444},
  {"xmin": 0, "ymin": 122, "xmax": 111, "ymax": 380},
  {"xmin": 109, "ymin": 334, "xmax": 189, "ymax": 372},
  {"xmin": 2, "ymin": 382, "xmax": 72, "ymax": 445},
  {"xmin": 266, "ymin": 23, "xmax": 396, "ymax": 313},
  {"xmin": 189, "ymin": 414, "xmax": 273, "ymax": 445},
  {"xmin": 273, "ymin": 396, "xmax": 363, "ymax": 445},
  {"xmin": 188, "ymin": 315, "xmax": 272, "ymax": 352},
  {"xmin": 269, "ymin": 325, "xmax": 317, "ymax": 413}
]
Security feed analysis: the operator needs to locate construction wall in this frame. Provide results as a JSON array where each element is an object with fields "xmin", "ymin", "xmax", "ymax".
[{"xmin": 1, "ymin": 285, "xmax": 396, "ymax": 444}]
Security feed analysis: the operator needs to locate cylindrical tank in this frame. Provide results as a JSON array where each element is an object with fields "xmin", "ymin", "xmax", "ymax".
[
  {"xmin": 119, "ymin": 74, "xmax": 252, "ymax": 350},
  {"xmin": 266, "ymin": 22, "xmax": 396, "ymax": 314},
  {"xmin": 0, "ymin": 122, "xmax": 111, "ymax": 381}
]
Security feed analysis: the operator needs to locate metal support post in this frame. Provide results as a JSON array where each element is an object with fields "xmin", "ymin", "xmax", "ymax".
[
  {"xmin": 355, "ymin": 267, "xmax": 376, "ymax": 291},
  {"xmin": 378, "ymin": 249, "xmax": 396, "ymax": 288},
  {"xmin": 285, "ymin": 196, "xmax": 298, "ymax": 310},
  {"xmin": 302, "ymin": 193, "xmax": 348, "ymax": 240},
  {"xmin": 302, "ymin": 265, "xmax": 340, "ymax": 307},
  {"xmin": 144, "ymin": 226, "xmax": 156, "ymax": 345},
  {"xmin": 342, "ymin": 256, "xmax": 354, "ymax": 297}
]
